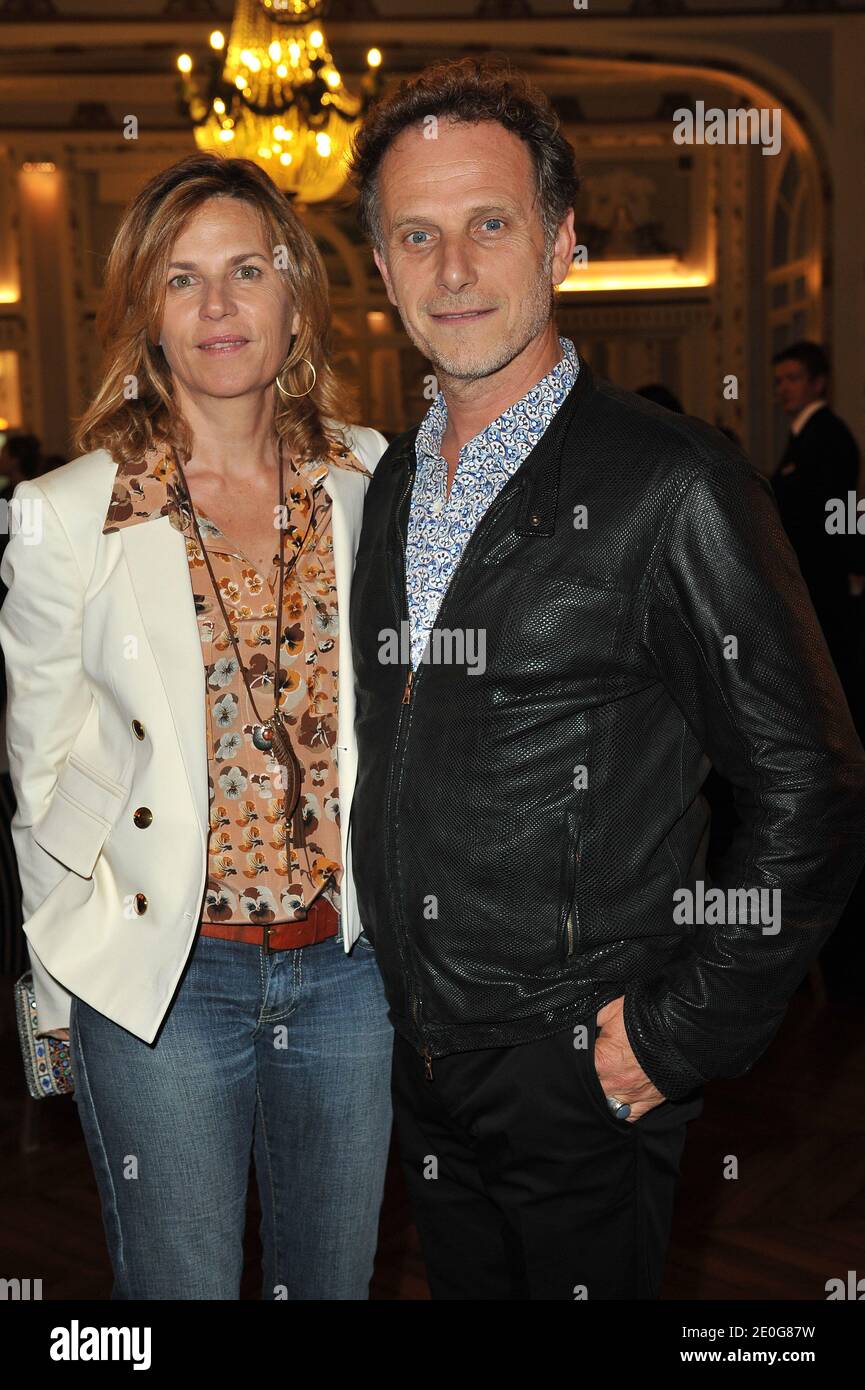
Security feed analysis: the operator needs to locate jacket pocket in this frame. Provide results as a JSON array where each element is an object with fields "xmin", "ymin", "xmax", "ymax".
[
  {"xmin": 32, "ymin": 753, "xmax": 128, "ymax": 880},
  {"xmin": 560, "ymin": 808, "xmax": 583, "ymax": 959}
]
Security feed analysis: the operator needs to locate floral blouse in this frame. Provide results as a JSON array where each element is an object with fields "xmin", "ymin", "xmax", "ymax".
[{"xmin": 103, "ymin": 439, "xmax": 370, "ymax": 927}]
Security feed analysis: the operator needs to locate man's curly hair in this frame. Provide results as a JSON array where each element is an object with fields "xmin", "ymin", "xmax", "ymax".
[{"xmin": 347, "ymin": 56, "xmax": 580, "ymax": 253}]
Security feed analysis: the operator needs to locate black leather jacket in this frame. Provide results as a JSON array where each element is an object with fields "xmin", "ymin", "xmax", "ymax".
[{"xmin": 349, "ymin": 359, "xmax": 865, "ymax": 1100}]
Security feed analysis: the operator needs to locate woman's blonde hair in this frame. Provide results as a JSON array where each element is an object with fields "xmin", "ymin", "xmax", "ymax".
[{"xmin": 74, "ymin": 152, "xmax": 356, "ymax": 468}]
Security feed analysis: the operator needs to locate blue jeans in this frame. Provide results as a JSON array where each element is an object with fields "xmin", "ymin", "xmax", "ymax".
[{"xmin": 69, "ymin": 929, "xmax": 394, "ymax": 1299}]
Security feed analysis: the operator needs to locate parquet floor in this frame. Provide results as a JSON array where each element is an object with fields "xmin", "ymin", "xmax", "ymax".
[{"xmin": 2, "ymin": 926, "xmax": 862, "ymax": 1301}]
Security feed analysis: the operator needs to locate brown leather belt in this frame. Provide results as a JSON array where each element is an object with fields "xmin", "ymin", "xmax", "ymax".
[{"xmin": 198, "ymin": 896, "xmax": 338, "ymax": 950}]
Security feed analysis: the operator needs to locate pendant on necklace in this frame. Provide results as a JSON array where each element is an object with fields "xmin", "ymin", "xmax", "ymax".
[
  {"xmin": 253, "ymin": 716, "xmax": 295, "ymax": 779},
  {"xmin": 268, "ymin": 719, "xmax": 295, "ymax": 772},
  {"xmin": 254, "ymin": 714, "xmax": 302, "ymax": 825},
  {"xmin": 252, "ymin": 724, "xmax": 274, "ymax": 752}
]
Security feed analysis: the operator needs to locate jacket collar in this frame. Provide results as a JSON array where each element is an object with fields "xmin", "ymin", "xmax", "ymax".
[{"xmin": 790, "ymin": 399, "xmax": 827, "ymax": 437}]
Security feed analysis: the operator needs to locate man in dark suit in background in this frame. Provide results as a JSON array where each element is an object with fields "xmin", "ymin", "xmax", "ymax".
[
  {"xmin": 772, "ymin": 342, "xmax": 865, "ymax": 998},
  {"xmin": 771, "ymin": 341, "xmax": 862, "ymax": 725}
]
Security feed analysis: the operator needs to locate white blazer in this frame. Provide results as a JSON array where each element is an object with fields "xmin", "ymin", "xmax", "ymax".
[{"xmin": 0, "ymin": 423, "xmax": 388, "ymax": 1041}]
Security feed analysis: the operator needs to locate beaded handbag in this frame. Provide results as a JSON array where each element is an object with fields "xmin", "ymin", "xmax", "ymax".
[{"xmin": 14, "ymin": 970, "xmax": 75, "ymax": 1098}]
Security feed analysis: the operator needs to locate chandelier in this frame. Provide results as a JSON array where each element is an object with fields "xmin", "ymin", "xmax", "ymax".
[{"xmin": 176, "ymin": 0, "xmax": 383, "ymax": 203}]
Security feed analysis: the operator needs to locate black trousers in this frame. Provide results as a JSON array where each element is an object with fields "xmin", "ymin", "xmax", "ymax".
[{"xmin": 391, "ymin": 1010, "xmax": 704, "ymax": 1300}]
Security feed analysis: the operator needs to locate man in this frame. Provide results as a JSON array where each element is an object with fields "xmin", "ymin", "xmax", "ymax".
[
  {"xmin": 346, "ymin": 59, "xmax": 865, "ymax": 1300},
  {"xmin": 771, "ymin": 341, "xmax": 862, "ymax": 714}
]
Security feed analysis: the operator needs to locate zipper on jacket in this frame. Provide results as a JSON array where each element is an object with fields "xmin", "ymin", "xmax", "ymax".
[
  {"xmin": 384, "ymin": 442, "xmax": 552, "ymax": 1064},
  {"xmin": 562, "ymin": 815, "xmax": 582, "ymax": 958},
  {"xmin": 382, "ymin": 460, "xmax": 429, "ymax": 1061}
]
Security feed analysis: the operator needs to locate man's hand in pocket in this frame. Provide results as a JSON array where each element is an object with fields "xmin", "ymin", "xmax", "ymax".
[{"xmin": 595, "ymin": 995, "xmax": 666, "ymax": 1123}]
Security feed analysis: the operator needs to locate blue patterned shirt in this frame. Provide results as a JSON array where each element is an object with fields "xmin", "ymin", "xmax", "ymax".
[{"xmin": 406, "ymin": 336, "xmax": 580, "ymax": 669}]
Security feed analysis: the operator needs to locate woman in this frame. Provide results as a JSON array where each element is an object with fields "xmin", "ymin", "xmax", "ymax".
[{"xmin": 0, "ymin": 153, "xmax": 393, "ymax": 1299}]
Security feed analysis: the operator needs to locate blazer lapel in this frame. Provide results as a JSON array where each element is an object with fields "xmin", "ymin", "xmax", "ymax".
[
  {"xmin": 119, "ymin": 516, "xmax": 210, "ymax": 841},
  {"xmin": 113, "ymin": 457, "xmax": 366, "ymax": 849}
]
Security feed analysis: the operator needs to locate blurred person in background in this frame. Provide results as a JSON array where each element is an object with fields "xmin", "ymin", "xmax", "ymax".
[
  {"xmin": 0, "ymin": 432, "xmax": 43, "ymax": 499},
  {"xmin": 771, "ymin": 340, "xmax": 863, "ymax": 727}
]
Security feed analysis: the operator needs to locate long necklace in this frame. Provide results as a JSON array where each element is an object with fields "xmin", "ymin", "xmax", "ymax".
[{"xmin": 168, "ymin": 437, "xmax": 310, "ymax": 853}]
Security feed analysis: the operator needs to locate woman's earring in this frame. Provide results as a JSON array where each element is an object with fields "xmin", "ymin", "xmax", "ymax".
[{"xmin": 275, "ymin": 357, "xmax": 316, "ymax": 399}]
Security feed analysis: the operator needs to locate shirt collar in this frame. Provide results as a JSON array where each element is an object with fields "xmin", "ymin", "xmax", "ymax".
[
  {"xmin": 101, "ymin": 440, "xmax": 351, "ymax": 536},
  {"xmin": 790, "ymin": 398, "xmax": 827, "ymax": 436},
  {"xmin": 102, "ymin": 442, "xmax": 177, "ymax": 535},
  {"xmin": 415, "ymin": 336, "xmax": 579, "ymax": 465}
]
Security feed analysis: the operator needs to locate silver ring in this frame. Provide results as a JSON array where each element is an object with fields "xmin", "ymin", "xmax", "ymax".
[{"xmin": 606, "ymin": 1094, "xmax": 631, "ymax": 1119}]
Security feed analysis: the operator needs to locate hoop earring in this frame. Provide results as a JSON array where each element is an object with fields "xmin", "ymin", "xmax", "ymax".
[{"xmin": 275, "ymin": 356, "xmax": 316, "ymax": 399}]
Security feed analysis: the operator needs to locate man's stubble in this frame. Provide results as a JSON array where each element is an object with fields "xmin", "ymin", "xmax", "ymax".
[{"xmin": 390, "ymin": 242, "xmax": 557, "ymax": 390}]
